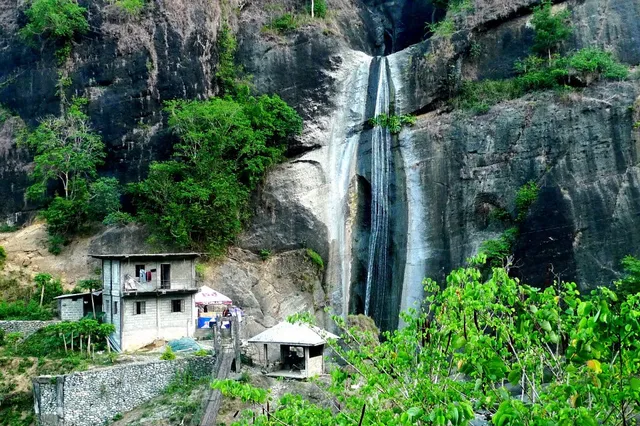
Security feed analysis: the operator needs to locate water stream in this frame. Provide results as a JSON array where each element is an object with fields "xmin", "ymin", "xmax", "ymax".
[{"xmin": 364, "ymin": 57, "xmax": 392, "ymax": 318}]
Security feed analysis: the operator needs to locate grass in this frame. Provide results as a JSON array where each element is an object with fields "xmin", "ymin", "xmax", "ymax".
[
  {"xmin": 453, "ymin": 48, "xmax": 630, "ymax": 114},
  {"xmin": 305, "ymin": 249, "xmax": 324, "ymax": 270}
]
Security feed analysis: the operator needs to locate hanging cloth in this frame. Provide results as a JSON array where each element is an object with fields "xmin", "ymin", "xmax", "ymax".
[
  {"xmin": 140, "ymin": 269, "xmax": 146, "ymax": 282},
  {"xmin": 146, "ymin": 271, "xmax": 152, "ymax": 282}
]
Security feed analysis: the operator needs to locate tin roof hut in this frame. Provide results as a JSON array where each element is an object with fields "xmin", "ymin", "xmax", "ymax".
[{"xmin": 248, "ymin": 321, "xmax": 338, "ymax": 379}]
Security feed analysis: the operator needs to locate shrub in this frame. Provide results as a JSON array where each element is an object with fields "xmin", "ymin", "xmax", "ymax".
[
  {"xmin": 194, "ymin": 349, "xmax": 209, "ymax": 356},
  {"xmin": 616, "ymin": 255, "xmax": 640, "ymax": 296},
  {"xmin": 238, "ymin": 371, "xmax": 251, "ymax": 383},
  {"xmin": 0, "ymin": 246, "xmax": 6, "ymax": 269},
  {"xmin": 110, "ymin": 0, "xmax": 144, "ymax": 16},
  {"xmin": 160, "ymin": 346, "xmax": 176, "ymax": 360},
  {"xmin": 17, "ymin": 320, "xmax": 114, "ymax": 357},
  {"xmin": 47, "ymin": 233, "xmax": 65, "ymax": 255},
  {"xmin": 564, "ymin": 47, "xmax": 629, "ymax": 83},
  {"xmin": 426, "ymin": 17, "xmax": 455, "ymax": 38},
  {"xmin": 454, "ymin": 48, "xmax": 628, "ymax": 113},
  {"xmin": 132, "ymin": 96, "xmax": 301, "ymax": 256},
  {"xmin": 6, "ymin": 332, "xmax": 23, "ymax": 352},
  {"xmin": 102, "ymin": 211, "xmax": 134, "ymax": 226},
  {"xmin": 20, "ymin": 0, "xmax": 89, "ymax": 43},
  {"xmin": 480, "ymin": 227, "xmax": 519, "ymax": 267},
  {"xmin": 309, "ymin": 0, "xmax": 327, "ymax": 18},
  {"xmin": 530, "ymin": 0, "xmax": 572, "ymax": 57},
  {"xmin": 369, "ymin": 114, "xmax": 416, "ymax": 134},
  {"xmin": 266, "ymin": 13, "xmax": 299, "ymax": 34},
  {"xmin": 34, "ymin": 273, "xmax": 63, "ymax": 305},
  {"xmin": 259, "ymin": 249, "xmax": 272, "ymax": 261},
  {"xmin": 450, "ymin": 79, "xmax": 523, "ymax": 114},
  {"xmin": 515, "ymin": 180, "xmax": 540, "ymax": 221},
  {"xmin": 19, "ymin": 98, "xmax": 123, "ymax": 250},
  {"xmin": 0, "ymin": 224, "xmax": 18, "ymax": 233},
  {"xmin": 0, "ymin": 300, "xmax": 54, "ymax": 320},
  {"xmin": 305, "ymin": 249, "xmax": 324, "ymax": 270}
]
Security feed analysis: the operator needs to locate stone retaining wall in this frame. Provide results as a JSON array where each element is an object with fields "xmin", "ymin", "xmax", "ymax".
[
  {"xmin": 33, "ymin": 355, "xmax": 216, "ymax": 426},
  {"xmin": 0, "ymin": 320, "xmax": 60, "ymax": 337}
]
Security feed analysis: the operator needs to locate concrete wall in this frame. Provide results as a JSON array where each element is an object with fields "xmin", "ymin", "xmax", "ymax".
[
  {"xmin": 0, "ymin": 320, "xmax": 60, "ymax": 337},
  {"xmin": 120, "ymin": 258, "xmax": 195, "ymax": 291},
  {"xmin": 33, "ymin": 355, "xmax": 216, "ymax": 426},
  {"xmin": 58, "ymin": 298, "xmax": 84, "ymax": 321},
  {"xmin": 120, "ymin": 295, "xmax": 196, "ymax": 351}
]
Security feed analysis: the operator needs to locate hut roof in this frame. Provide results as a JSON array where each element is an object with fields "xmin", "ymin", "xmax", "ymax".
[
  {"xmin": 248, "ymin": 322, "xmax": 339, "ymax": 347},
  {"xmin": 89, "ymin": 253, "xmax": 199, "ymax": 259}
]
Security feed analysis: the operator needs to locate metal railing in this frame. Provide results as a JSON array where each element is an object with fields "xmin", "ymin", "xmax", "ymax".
[{"xmin": 122, "ymin": 276, "xmax": 197, "ymax": 293}]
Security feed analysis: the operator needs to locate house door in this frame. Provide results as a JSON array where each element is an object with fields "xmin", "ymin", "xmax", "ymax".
[{"xmin": 161, "ymin": 264, "xmax": 171, "ymax": 289}]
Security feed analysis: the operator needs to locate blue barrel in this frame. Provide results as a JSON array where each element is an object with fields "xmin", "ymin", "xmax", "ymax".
[{"xmin": 198, "ymin": 317, "xmax": 212, "ymax": 328}]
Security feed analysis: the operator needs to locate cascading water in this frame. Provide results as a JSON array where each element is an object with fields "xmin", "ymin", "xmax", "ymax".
[
  {"xmin": 364, "ymin": 57, "xmax": 393, "ymax": 318},
  {"xmin": 326, "ymin": 52, "xmax": 373, "ymax": 318}
]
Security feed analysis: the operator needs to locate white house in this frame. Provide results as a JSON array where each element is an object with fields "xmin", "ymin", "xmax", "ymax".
[{"xmin": 90, "ymin": 253, "xmax": 199, "ymax": 352}]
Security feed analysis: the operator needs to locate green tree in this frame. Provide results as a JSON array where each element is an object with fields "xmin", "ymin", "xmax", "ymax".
[
  {"xmin": 20, "ymin": 0, "xmax": 89, "ymax": 42},
  {"xmin": 531, "ymin": 0, "xmax": 572, "ymax": 59},
  {"xmin": 215, "ymin": 256, "xmax": 640, "ymax": 426},
  {"xmin": 77, "ymin": 278, "xmax": 101, "ymax": 319},
  {"xmin": 20, "ymin": 99, "xmax": 123, "ymax": 252},
  {"xmin": 0, "ymin": 246, "xmax": 6, "ymax": 269},
  {"xmin": 132, "ymin": 95, "xmax": 301, "ymax": 255},
  {"xmin": 21, "ymin": 99, "xmax": 104, "ymax": 202}
]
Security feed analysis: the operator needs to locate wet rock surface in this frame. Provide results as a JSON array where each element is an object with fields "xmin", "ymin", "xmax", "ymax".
[{"xmin": 403, "ymin": 82, "xmax": 640, "ymax": 289}]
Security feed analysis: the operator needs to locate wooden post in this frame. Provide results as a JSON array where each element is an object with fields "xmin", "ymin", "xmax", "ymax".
[
  {"xmin": 232, "ymin": 317, "xmax": 241, "ymax": 372},
  {"xmin": 264, "ymin": 344, "xmax": 268, "ymax": 369}
]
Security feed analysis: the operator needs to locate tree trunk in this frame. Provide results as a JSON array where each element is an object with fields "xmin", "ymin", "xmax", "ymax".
[
  {"xmin": 311, "ymin": 0, "xmax": 314, "ymax": 18},
  {"xmin": 39, "ymin": 285, "xmax": 45, "ymax": 307},
  {"xmin": 90, "ymin": 290, "xmax": 96, "ymax": 319}
]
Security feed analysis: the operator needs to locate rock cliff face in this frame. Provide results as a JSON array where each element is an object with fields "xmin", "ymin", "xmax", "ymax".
[
  {"xmin": 0, "ymin": 0, "xmax": 235, "ymax": 223},
  {"xmin": 402, "ymin": 82, "xmax": 640, "ymax": 294},
  {"xmin": 2, "ymin": 0, "xmax": 640, "ymax": 330}
]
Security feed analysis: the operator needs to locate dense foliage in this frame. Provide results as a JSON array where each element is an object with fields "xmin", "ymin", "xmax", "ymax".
[
  {"xmin": 132, "ymin": 95, "xmax": 301, "ymax": 255},
  {"xmin": 17, "ymin": 319, "xmax": 114, "ymax": 357},
  {"xmin": 20, "ymin": 0, "xmax": 88, "ymax": 43},
  {"xmin": 132, "ymin": 29, "xmax": 302, "ymax": 255},
  {"xmin": 19, "ymin": 99, "xmax": 123, "ymax": 253},
  {"xmin": 453, "ymin": 1, "xmax": 628, "ymax": 114},
  {"xmin": 216, "ymin": 255, "xmax": 640, "ymax": 425},
  {"xmin": 369, "ymin": 114, "xmax": 417, "ymax": 134},
  {"xmin": 110, "ymin": 0, "xmax": 145, "ymax": 16},
  {"xmin": 530, "ymin": 0, "xmax": 572, "ymax": 57},
  {"xmin": 0, "ymin": 273, "xmax": 62, "ymax": 320}
]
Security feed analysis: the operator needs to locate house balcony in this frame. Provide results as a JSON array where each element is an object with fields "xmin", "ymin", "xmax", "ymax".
[{"xmin": 122, "ymin": 278, "xmax": 198, "ymax": 296}]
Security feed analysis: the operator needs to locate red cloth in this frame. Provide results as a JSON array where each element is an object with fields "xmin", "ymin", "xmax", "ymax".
[{"xmin": 146, "ymin": 271, "xmax": 152, "ymax": 281}]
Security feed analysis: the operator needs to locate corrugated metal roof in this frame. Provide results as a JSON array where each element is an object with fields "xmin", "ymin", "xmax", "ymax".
[
  {"xmin": 54, "ymin": 291, "xmax": 102, "ymax": 299},
  {"xmin": 89, "ymin": 253, "xmax": 200, "ymax": 259},
  {"xmin": 248, "ymin": 322, "xmax": 339, "ymax": 346}
]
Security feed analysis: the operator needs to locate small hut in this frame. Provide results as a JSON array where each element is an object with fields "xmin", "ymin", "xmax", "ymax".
[{"xmin": 248, "ymin": 322, "xmax": 338, "ymax": 379}]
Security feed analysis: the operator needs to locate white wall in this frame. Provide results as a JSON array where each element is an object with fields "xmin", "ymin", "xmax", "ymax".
[{"xmin": 120, "ymin": 294, "xmax": 196, "ymax": 351}]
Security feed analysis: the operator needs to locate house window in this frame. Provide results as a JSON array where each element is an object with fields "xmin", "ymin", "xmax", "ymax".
[
  {"xmin": 161, "ymin": 264, "xmax": 171, "ymax": 289},
  {"xmin": 135, "ymin": 301, "xmax": 146, "ymax": 315},
  {"xmin": 113, "ymin": 301, "xmax": 118, "ymax": 315},
  {"xmin": 171, "ymin": 299, "xmax": 184, "ymax": 313},
  {"xmin": 135, "ymin": 264, "xmax": 145, "ymax": 280}
]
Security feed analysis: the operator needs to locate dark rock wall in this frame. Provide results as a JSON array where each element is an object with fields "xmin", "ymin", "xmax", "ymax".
[
  {"xmin": 405, "ymin": 83, "xmax": 640, "ymax": 288},
  {"xmin": 0, "ymin": 0, "xmax": 230, "ymax": 222}
]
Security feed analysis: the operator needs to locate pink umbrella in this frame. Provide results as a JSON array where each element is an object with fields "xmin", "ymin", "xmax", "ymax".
[{"xmin": 195, "ymin": 285, "xmax": 233, "ymax": 306}]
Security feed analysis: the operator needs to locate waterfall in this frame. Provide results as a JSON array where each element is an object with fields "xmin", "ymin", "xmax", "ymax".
[
  {"xmin": 326, "ymin": 52, "xmax": 373, "ymax": 318},
  {"xmin": 364, "ymin": 57, "xmax": 392, "ymax": 317}
]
